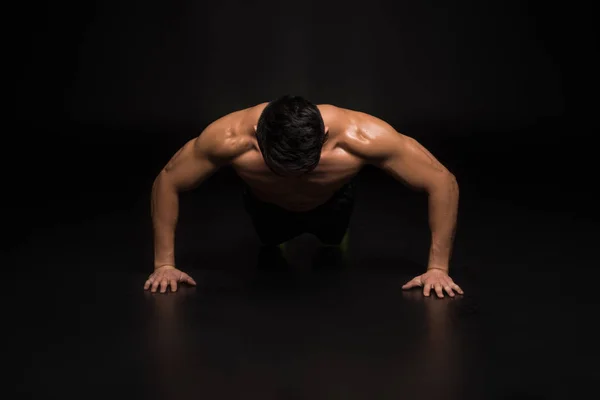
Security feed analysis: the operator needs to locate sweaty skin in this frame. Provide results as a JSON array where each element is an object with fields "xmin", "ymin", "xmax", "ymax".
[{"xmin": 147, "ymin": 103, "xmax": 463, "ymax": 298}]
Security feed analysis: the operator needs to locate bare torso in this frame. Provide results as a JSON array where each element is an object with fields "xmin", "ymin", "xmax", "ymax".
[{"xmin": 230, "ymin": 104, "xmax": 365, "ymax": 211}]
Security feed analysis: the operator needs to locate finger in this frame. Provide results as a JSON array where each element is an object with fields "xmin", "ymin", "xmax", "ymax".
[
  {"xmin": 435, "ymin": 283, "xmax": 444, "ymax": 298},
  {"xmin": 144, "ymin": 278, "xmax": 153, "ymax": 290},
  {"xmin": 402, "ymin": 277, "xmax": 421, "ymax": 290},
  {"xmin": 180, "ymin": 273, "xmax": 197, "ymax": 286},
  {"xmin": 151, "ymin": 278, "xmax": 161, "ymax": 293},
  {"xmin": 423, "ymin": 283, "xmax": 431, "ymax": 297},
  {"xmin": 453, "ymin": 284, "xmax": 464, "ymax": 295},
  {"xmin": 170, "ymin": 279, "xmax": 177, "ymax": 293},
  {"xmin": 443, "ymin": 283, "xmax": 455, "ymax": 297},
  {"xmin": 160, "ymin": 279, "xmax": 169, "ymax": 293}
]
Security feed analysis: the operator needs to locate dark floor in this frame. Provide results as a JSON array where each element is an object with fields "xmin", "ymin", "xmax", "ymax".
[{"xmin": 5, "ymin": 127, "xmax": 598, "ymax": 399}]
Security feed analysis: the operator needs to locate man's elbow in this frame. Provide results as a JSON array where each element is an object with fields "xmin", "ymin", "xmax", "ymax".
[
  {"xmin": 428, "ymin": 172, "xmax": 459, "ymax": 197},
  {"xmin": 152, "ymin": 170, "xmax": 178, "ymax": 194},
  {"xmin": 447, "ymin": 171, "xmax": 458, "ymax": 188},
  {"xmin": 446, "ymin": 173, "xmax": 459, "ymax": 201}
]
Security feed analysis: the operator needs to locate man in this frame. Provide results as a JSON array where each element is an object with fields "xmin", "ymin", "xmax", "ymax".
[{"xmin": 144, "ymin": 95, "xmax": 463, "ymax": 298}]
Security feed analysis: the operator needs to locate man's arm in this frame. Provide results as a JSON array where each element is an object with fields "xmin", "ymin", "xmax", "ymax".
[
  {"xmin": 151, "ymin": 115, "xmax": 246, "ymax": 270},
  {"xmin": 348, "ymin": 113, "xmax": 459, "ymax": 273}
]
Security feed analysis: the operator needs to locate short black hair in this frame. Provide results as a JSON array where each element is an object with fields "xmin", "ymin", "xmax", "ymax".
[{"xmin": 256, "ymin": 95, "xmax": 326, "ymax": 176}]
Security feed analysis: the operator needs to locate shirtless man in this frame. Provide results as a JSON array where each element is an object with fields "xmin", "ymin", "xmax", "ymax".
[{"xmin": 144, "ymin": 95, "xmax": 463, "ymax": 299}]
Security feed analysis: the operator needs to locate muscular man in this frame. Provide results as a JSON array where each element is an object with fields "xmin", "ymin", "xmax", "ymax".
[{"xmin": 144, "ymin": 95, "xmax": 463, "ymax": 298}]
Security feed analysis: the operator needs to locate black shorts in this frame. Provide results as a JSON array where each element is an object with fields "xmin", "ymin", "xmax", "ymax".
[{"xmin": 243, "ymin": 182, "xmax": 355, "ymax": 246}]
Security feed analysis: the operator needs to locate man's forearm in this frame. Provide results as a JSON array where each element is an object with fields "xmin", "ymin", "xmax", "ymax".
[
  {"xmin": 426, "ymin": 174, "xmax": 459, "ymax": 272},
  {"xmin": 151, "ymin": 173, "xmax": 180, "ymax": 270}
]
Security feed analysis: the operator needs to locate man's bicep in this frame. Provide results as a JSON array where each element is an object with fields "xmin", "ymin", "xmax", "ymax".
[
  {"xmin": 350, "ymin": 112, "xmax": 453, "ymax": 190},
  {"xmin": 159, "ymin": 137, "xmax": 220, "ymax": 191},
  {"xmin": 371, "ymin": 131, "xmax": 451, "ymax": 191}
]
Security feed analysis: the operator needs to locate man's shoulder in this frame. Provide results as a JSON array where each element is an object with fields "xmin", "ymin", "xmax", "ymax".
[
  {"xmin": 196, "ymin": 105, "xmax": 262, "ymax": 161},
  {"xmin": 330, "ymin": 108, "xmax": 406, "ymax": 160},
  {"xmin": 321, "ymin": 105, "xmax": 380, "ymax": 132}
]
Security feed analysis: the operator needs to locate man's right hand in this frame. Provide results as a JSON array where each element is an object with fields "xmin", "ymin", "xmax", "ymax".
[{"xmin": 144, "ymin": 265, "xmax": 197, "ymax": 293}]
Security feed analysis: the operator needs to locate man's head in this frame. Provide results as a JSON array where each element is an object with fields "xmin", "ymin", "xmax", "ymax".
[{"xmin": 255, "ymin": 95, "xmax": 328, "ymax": 177}]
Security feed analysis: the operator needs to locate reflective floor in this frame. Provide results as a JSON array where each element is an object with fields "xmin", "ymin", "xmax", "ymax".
[{"xmin": 5, "ymin": 133, "xmax": 597, "ymax": 399}]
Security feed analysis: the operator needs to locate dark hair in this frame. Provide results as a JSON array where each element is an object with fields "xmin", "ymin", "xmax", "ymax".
[{"xmin": 256, "ymin": 95, "xmax": 326, "ymax": 176}]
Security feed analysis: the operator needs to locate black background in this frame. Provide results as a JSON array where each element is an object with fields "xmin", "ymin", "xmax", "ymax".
[
  {"xmin": 7, "ymin": 1, "xmax": 599, "ymax": 398},
  {"xmin": 9, "ymin": 0, "xmax": 595, "ymax": 226}
]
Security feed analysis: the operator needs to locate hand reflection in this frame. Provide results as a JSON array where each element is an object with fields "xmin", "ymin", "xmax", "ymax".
[
  {"xmin": 143, "ymin": 284, "xmax": 196, "ymax": 397},
  {"xmin": 402, "ymin": 287, "xmax": 463, "ymax": 400}
]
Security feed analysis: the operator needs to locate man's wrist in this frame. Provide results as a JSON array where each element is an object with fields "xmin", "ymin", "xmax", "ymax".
[
  {"xmin": 154, "ymin": 263, "xmax": 175, "ymax": 271},
  {"xmin": 427, "ymin": 265, "xmax": 449, "ymax": 273}
]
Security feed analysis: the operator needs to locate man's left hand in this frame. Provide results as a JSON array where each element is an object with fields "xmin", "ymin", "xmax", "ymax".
[{"xmin": 402, "ymin": 268, "xmax": 464, "ymax": 298}]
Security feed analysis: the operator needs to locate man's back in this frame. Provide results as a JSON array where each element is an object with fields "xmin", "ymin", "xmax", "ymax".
[
  {"xmin": 227, "ymin": 102, "xmax": 367, "ymax": 211},
  {"xmin": 147, "ymin": 96, "xmax": 461, "ymax": 298}
]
